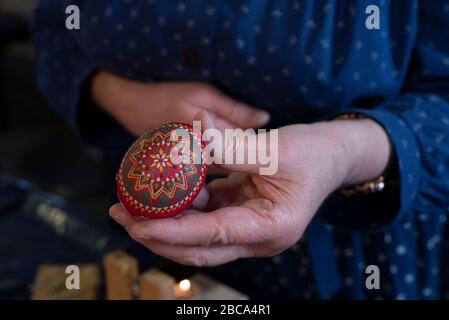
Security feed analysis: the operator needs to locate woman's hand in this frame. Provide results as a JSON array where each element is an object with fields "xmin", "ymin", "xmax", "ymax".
[
  {"xmin": 91, "ymin": 71, "xmax": 270, "ymax": 136},
  {"xmin": 110, "ymin": 112, "xmax": 391, "ymax": 266}
]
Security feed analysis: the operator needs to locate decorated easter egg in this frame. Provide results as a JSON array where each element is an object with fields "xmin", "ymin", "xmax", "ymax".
[{"xmin": 116, "ymin": 122, "xmax": 207, "ymax": 219}]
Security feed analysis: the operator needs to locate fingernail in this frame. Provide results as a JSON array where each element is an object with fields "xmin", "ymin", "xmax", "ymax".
[
  {"xmin": 109, "ymin": 207, "xmax": 118, "ymax": 219},
  {"xmin": 204, "ymin": 111, "xmax": 215, "ymax": 129},
  {"xmin": 256, "ymin": 111, "xmax": 270, "ymax": 124},
  {"xmin": 202, "ymin": 110, "xmax": 209, "ymax": 122}
]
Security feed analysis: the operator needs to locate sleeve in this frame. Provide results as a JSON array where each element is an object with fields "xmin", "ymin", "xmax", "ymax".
[
  {"xmin": 33, "ymin": 0, "xmax": 96, "ymax": 130},
  {"xmin": 321, "ymin": 1, "xmax": 449, "ymax": 232}
]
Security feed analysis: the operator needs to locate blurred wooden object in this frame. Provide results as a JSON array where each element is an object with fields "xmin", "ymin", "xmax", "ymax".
[
  {"xmin": 103, "ymin": 250, "xmax": 139, "ymax": 300},
  {"xmin": 31, "ymin": 264, "xmax": 99, "ymax": 300},
  {"xmin": 191, "ymin": 274, "xmax": 249, "ymax": 300},
  {"xmin": 139, "ymin": 269, "xmax": 176, "ymax": 300},
  {"xmin": 31, "ymin": 250, "xmax": 249, "ymax": 300}
]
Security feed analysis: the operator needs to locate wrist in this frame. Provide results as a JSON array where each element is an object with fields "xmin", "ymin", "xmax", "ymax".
[
  {"xmin": 329, "ymin": 118, "xmax": 391, "ymax": 187},
  {"xmin": 280, "ymin": 123, "xmax": 354, "ymax": 196},
  {"xmin": 91, "ymin": 70, "xmax": 141, "ymax": 119},
  {"xmin": 293, "ymin": 119, "xmax": 391, "ymax": 196}
]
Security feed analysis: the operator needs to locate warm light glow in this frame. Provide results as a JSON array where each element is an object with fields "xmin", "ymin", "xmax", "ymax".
[{"xmin": 179, "ymin": 279, "xmax": 191, "ymax": 291}]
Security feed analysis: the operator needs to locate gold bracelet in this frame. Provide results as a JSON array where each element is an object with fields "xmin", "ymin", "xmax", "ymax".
[
  {"xmin": 340, "ymin": 176, "xmax": 386, "ymax": 196},
  {"xmin": 334, "ymin": 113, "xmax": 388, "ymax": 196}
]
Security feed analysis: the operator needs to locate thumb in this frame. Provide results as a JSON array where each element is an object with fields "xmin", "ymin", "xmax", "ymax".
[
  {"xmin": 204, "ymin": 91, "xmax": 270, "ymax": 129},
  {"xmin": 194, "ymin": 111, "xmax": 278, "ymax": 176}
]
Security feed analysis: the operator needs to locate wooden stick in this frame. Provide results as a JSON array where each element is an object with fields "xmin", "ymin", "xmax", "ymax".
[
  {"xmin": 31, "ymin": 264, "xmax": 99, "ymax": 300},
  {"xmin": 103, "ymin": 250, "xmax": 139, "ymax": 300},
  {"xmin": 139, "ymin": 269, "xmax": 176, "ymax": 300}
]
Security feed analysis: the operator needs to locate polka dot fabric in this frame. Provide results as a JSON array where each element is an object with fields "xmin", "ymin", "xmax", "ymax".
[{"xmin": 33, "ymin": 0, "xmax": 449, "ymax": 299}]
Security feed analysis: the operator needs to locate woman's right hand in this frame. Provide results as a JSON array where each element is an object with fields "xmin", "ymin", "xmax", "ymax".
[{"xmin": 91, "ymin": 70, "xmax": 270, "ymax": 136}]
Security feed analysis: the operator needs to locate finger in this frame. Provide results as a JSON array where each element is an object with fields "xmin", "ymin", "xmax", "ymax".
[
  {"xmin": 129, "ymin": 203, "xmax": 273, "ymax": 246},
  {"xmin": 185, "ymin": 105, "xmax": 237, "ymax": 130},
  {"xmin": 194, "ymin": 110, "xmax": 214, "ymax": 131},
  {"xmin": 201, "ymin": 90, "xmax": 270, "ymax": 128},
  {"xmin": 109, "ymin": 203, "xmax": 138, "ymax": 232},
  {"xmin": 190, "ymin": 186, "xmax": 210, "ymax": 210},
  {"xmin": 206, "ymin": 176, "xmax": 249, "ymax": 209},
  {"xmin": 140, "ymin": 240, "xmax": 249, "ymax": 267},
  {"xmin": 194, "ymin": 111, "xmax": 277, "ymax": 175},
  {"xmin": 209, "ymin": 113, "xmax": 237, "ymax": 130},
  {"xmin": 206, "ymin": 164, "xmax": 231, "ymax": 176}
]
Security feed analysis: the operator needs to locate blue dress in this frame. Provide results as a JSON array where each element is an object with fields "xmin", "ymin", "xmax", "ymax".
[{"xmin": 33, "ymin": 0, "xmax": 449, "ymax": 299}]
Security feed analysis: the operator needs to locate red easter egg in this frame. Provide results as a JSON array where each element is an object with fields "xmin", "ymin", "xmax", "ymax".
[{"xmin": 116, "ymin": 122, "xmax": 207, "ymax": 219}]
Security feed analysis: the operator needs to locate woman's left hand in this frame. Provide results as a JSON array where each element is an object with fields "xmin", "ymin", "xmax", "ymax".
[{"xmin": 110, "ymin": 112, "xmax": 391, "ymax": 266}]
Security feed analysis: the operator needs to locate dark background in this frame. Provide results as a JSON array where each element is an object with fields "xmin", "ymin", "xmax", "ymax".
[
  {"xmin": 0, "ymin": 0, "xmax": 180, "ymax": 299},
  {"xmin": 0, "ymin": 0, "xmax": 112, "ymax": 215}
]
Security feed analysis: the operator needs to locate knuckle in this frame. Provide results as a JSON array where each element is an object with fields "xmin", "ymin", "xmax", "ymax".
[
  {"xmin": 184, "ymin": 253, "xmax": 208, "ymax": 267},
  {"xmin": 165, "ymin": 237, "xmax": 178, "ymax": 246},
  {"xmin": 210, "ymin": 222, "xmax": 228, "ymax": 245},
  {"xmin": 185, "ymin": 84, "xmax": 213, "ymax": 100},
  {"xmin": 129, "ymin": 225, "xmax": 144, "ymax": 242},
  {"xmin": 227, "ymin": 101, "xmax": 240, "ymax": 120}
]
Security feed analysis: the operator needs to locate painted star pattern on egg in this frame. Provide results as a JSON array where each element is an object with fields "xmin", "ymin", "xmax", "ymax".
[{"xmin": 117, "ymin": 123, "xmax": 207, "ymax": 219}]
